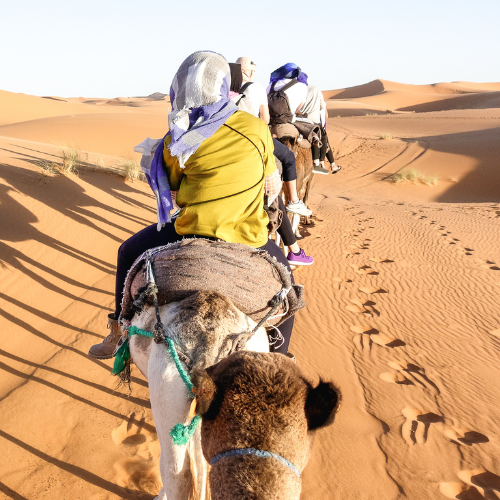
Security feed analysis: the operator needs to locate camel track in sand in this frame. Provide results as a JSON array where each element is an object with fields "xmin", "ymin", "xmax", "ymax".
[{"xmin": 294, "ymin": 194, "xmax": 499, "ymax": 499}]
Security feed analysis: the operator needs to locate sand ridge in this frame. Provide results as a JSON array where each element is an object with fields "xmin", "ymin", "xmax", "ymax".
[
  {"xmin": 324, "ymin": 79, "xmax": 500, "ymax": 116},
  {"xmin": 1, "ymin": 81, "xmax": 499, "ymax": 499}
]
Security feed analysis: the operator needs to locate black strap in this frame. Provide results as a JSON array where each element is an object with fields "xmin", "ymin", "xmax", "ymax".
[
  {"xmin": 280, "ymin": 79, "xmax": 298, "ymax": 92},
  {"xmin": 223, "ymin": 123, "xmax": 265, "ymax": 174},
  {"xmin": 240, "ymin": 82, "xmax": 253, "ymax": 93},
  {"xmin": 182, "ymin": 124, "xmax": 266, "ymax": 208}
]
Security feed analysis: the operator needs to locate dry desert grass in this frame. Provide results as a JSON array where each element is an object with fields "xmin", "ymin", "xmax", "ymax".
[
  {"xmin": 388, "ymin": 168, "xmax": 438, "ymax": 186},
  {"xmin": 35, "ymin": 144, "xmax": 146, "ymax": 182}
]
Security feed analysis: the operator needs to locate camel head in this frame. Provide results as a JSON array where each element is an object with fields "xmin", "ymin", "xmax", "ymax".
[{"xmin": 192, "ymin": 351, "xmax": 341, "ymax": 499}]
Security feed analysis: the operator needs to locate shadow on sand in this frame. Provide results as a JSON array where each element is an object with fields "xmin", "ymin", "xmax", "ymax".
[{"xmin": 0, "ymin": 430, "xmax": 154, "ymax": 500}]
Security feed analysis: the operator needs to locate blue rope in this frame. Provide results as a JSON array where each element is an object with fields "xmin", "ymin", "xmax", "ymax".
[{"xmin": 210, "ymin": 448, "xmax": 301, "ymax": 478}]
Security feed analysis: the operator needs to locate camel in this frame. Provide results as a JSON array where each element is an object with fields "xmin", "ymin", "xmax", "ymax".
[
  {"xmin": 279, "ymin": 136, "xmax": 314, "ymax": 210},
  {"xmin": 275, "ymin": 133, "xmax": 314, "ymax": 245},
  {"xmin": 129, "ymin": 290, "xmax": 270, "ymax": 500},
  {"xmin": 193, "ymin": 351, "xmax": 341, "ymax": 500}
]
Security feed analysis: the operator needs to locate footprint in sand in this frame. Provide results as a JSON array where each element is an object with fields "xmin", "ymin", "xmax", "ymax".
[
  {"xmin": 438, "ymin": 482, "xmax": 481, "ymax": 499},
  {"xmin": 490, "ymin": 328, "xmax": 500, "ymax": 338},
  {"xmin": 347, "ymin": 298, "xmax": 380, "ymax": 316},
  {"xmin": 379, "ymin": 371, "xmax": 413, "ymax": 385},
  {"xmin": 369, "ymin": 257, "xmax": 394, "ymax": 263},
  {"xmin": 371, "ymin": 334, "xmax": 405, "ymax": 347},
  {"xmin": 401, "ymin": 407, "xmax": 444, "ymax": 445},
  {"xmin": 350, "ymin": 324, "xmax": 378, "ymax": 334},
  {"xmin": 457, "ymin": 469, "xmax": 500, "ymax": 498},
  {"xmin": 343, "ymin": 251, "xmax": 360, "ymax": 257},
  {"xmin": 346, "ymin": 303, "xmax": 368, "ymax": 314},
  {"xmin": 388, "ymin": 361, "xmax": 440, "ymax": 393},
  {"xmin": 351, "ymin": 326, "xmax": 405, "ymax": 352},
  {"xmin": 350, "ymin": 264, "xmax": 379, "ymax": 275},
  {"xmin": 333, "ymin": 277, "xmax": 353, "ymax": 289},
  {"xmin": 442, "ymin": 426, "xmax": 489, "ymax": 446},
  {"xmin": 111, "ymin": 413, "xmax": 161, "ymax": 495},
  {"xmin": 359, "ymin": 286, "xmax": 388, "ymax": 294},
  {"xmin": 476, "ymin": 258, "xmax": 500, "ymax": 270}
]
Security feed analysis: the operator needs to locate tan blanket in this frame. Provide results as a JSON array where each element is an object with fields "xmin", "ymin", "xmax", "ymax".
[{"xmin": 120, "ymin": 238, "xmax": 305, "ymax": 327}]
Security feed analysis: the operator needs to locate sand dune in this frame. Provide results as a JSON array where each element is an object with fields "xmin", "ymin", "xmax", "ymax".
[
  {"xmin": 325, "ymin": 79, "xmax": 500, "ymax": 115},
  {"xmin": 398, "ymin": 91, "xmax": 500, "ymax": 112},
  {"xmin": 1, "ymin": 82, "xmax": 499, "ymax": 499},
  {"xmin": 0, "ymin": 90, "xmax": 169, "ymax": 127},
  {"xmin": 0, "ymin": 113, "xmax": 166, "ymax": 158}
]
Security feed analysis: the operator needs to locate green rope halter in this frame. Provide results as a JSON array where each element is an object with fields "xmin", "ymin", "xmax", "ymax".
[{"xmin": 112, "ymin": 325, "xmax": 201, "ymax": 445}]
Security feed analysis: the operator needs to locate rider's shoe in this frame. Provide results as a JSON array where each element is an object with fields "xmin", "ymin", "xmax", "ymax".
[
  {"xmin": 287, "ymin": 249, "xmax": 314, "ymax": 266},
  {"xmin": 286, "ymin": 200, "xmax": 312, "ymax": 217},
  {"xmin": 313, "ymin": 165, "xmax": 329, "ymax": 175},
  {"xmin": 331, "ymin": 164, "xmax": 342, "ymax": 174},
  {"xmin": 285, "ymin": 352, "xmax": 296, "ymax": 363},
  {"xmin": 88, "ymin": 313, "xmax": 122, "ymax": 359}
]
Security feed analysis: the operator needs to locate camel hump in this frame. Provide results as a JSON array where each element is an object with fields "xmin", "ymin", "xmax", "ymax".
[{"xmin": 120, "ymin": 238, "xmax": 306, "ymax": 327}]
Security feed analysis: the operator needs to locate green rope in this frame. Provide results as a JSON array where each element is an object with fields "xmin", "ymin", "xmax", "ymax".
[
  {"xmin": 170, "ymin": 415, "xmax": 202, "ymax": 445},
  {"xmin": 164, "ymin": 336, "xmax": 195, "ymax": 396},
  {"xmin": 111, "ymin": 326, "xmax": 153, "ymax": 375},
  {"xmin": 112, "ymin": 325, "xmax": 200, "ymax": 445}
]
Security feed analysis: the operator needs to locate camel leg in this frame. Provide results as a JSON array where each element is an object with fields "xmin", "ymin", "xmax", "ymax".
[
  {"xmin": 148, "ymin": 341, "xmax": 194, "ymax": 500},
  {"xmin": 274, "ymin": 232, "xmax": 281, "ymax": 248},
  {"xmin": 188, "ymin": 426, "xmax": 210, "ymax": 500},
  {"xmin": 291, "ymin": 213, "xmax": 301, "ymax": 239},
  {"xmin": 302, "ymin": 173, "xmax": 314, "ymax": 226}
]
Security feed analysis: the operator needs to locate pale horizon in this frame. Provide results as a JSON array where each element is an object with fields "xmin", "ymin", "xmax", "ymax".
[{"xmin": 1, "ymin": 0, "xmax": 499, "ymax": 98}]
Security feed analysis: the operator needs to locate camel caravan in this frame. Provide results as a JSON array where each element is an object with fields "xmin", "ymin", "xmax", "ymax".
[{"xmin": 88, "ymin": 51, "xmax": 341, "ymax": 499}]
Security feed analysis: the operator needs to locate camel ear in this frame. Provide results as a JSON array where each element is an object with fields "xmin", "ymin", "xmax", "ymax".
[
  {"xmin": 191, "ymin": 369, "xmax": 219, "ymax": 417},
  {"xmin": 305, "ymin": 381, "xmax": 341, "ymax": 430}
]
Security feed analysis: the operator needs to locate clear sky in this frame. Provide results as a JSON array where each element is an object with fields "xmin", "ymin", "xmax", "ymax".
[{"xmin": 1, "ymin": 0, "xmax": 498, "ymax": 97}]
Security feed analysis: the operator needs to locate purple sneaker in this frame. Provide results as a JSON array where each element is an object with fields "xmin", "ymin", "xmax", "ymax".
[{"xmin": 287, "ymin": 249, "xmax": 314, "ymax": 266}]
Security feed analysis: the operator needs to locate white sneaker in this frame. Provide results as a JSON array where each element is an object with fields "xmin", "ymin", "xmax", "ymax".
[{"xmin": 286, "ymin": 200, "xmax": 312, "ymax": 217}]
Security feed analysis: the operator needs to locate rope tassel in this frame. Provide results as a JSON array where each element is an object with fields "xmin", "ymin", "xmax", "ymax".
[{"xmin": 170, "ymin": 415, "xmax": 202, "ymax": 445}]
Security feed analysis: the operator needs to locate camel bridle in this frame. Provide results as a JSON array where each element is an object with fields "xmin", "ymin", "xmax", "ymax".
[{"xmin": 210, "ymin": 447, "xmax": 301, "ymax": 478}]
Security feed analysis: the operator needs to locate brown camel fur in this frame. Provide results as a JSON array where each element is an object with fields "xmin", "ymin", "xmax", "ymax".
[
  {"xmin": 279, "ymin": 136, "xmax": 314, "ymax": 228},
  {"xmin": 192, "ymin": 351, "xmax": 341, "ymax": 500}
]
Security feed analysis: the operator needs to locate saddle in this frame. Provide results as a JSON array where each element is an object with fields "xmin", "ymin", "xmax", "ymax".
[
  {"xmin": 120, "ymin": 238, "xmax": 305, "ymax": 328},
  {"xmin": 271, "ymin": 122, "xmax": 321, "ymax": 149}
]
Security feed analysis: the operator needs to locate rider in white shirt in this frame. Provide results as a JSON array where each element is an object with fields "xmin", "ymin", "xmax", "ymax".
[
  {"xmin": 235, "ymin": 57, "xmax": 270, "ymax": 124},
  {"xmin": 266, "ymin": 63, "xmax": 308, "ymax": 116}
]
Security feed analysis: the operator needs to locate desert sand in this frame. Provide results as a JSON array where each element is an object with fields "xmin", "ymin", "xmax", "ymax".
[{"xmin": 0, "ymin": 81, "xmax": 499, "ymax": 500}]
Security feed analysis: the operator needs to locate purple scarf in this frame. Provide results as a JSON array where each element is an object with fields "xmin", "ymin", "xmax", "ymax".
[{"xmin": 146, "ymin": 135, "xmax": 173, "ymax": 227}]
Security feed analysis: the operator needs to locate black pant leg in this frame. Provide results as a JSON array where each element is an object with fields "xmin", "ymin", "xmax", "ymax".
[
  {"xmin": 312, "ymin": 143, "xmax": 320, "ymax": 161},
  {"xmin": 275, "ymin": 197, "xmax": 297, "ymax": 247},
  {"xmin": 115, "ymin": 222, "xmax": 182, "ymax": 318},
  {"xmin": 273, "ymin": 138, "xmax": 297, "ymax": 182},
  {"xmin": 321, "ymin": 130, "xmax": 335, "ymax": 164}
]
